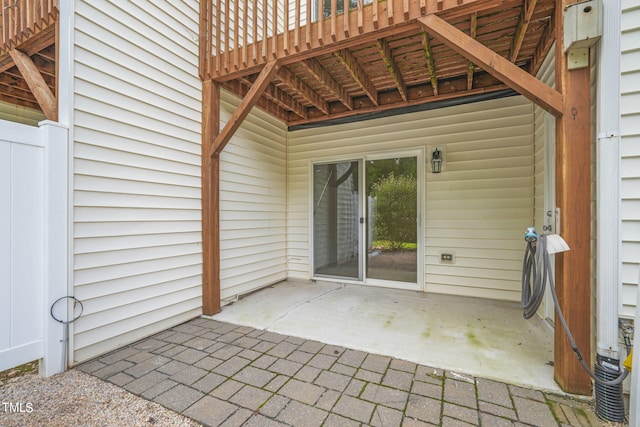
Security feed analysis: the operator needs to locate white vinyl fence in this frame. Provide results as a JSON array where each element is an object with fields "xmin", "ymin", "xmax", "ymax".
[{"xmin": 0, "ymin": 120, "xmax": 68, "ymax": 376}]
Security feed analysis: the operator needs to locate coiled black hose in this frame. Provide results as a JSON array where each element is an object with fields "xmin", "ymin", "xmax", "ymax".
[
  {"xmin": 521, "ymin": 238, "xmax": 545, "ymax": 320},
  {"xmin": 521, "ymin": 234, "xmax": 629, "ymax": 387}
]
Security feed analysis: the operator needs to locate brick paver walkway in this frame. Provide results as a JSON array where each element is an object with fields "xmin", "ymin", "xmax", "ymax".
[{"xmin": 78, "ymin": 318, "xmax": 604, "ymax": 426}]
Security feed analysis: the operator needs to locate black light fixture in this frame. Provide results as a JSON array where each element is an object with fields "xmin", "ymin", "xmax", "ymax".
[{"xmin": 431, "ymin": 147, "xmax": 443, "ymax": 173}]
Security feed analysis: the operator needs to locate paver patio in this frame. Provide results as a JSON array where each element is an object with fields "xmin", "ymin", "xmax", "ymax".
[{"xmin": 77, "ymin": 318, "xmax": 604, "ymax": 426}]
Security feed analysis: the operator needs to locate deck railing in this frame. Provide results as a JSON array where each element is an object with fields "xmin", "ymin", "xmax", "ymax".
[
  {"xmin": 201, "ymin": 0, "xmax": 491, "ymax": 80},
  {"xmin": 0, "ymin": 0, "xmax": 58, "ymax": 54}
]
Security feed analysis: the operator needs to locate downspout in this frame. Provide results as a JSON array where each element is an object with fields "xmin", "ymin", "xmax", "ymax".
[
  {"xmin": 593, "ymin": 1, "xmax": 629, "ymax": 421},
  {"xmin": 595, "ymin": 0, "xmax": 621, "ymax": 363}
]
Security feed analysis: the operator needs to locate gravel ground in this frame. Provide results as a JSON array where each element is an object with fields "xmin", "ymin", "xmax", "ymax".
[{"xmin": 0, "ymin": 369, "xmax": 201, "ymax": 427}]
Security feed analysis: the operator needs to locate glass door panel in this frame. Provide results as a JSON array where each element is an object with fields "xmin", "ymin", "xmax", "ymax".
[
  {"xmin": 313, "ymin": 161, "xmax": 361, "ymax": 280},
  {"xmin": 366, "ymin": 156, "xmax": 418, "ymax": 283}
]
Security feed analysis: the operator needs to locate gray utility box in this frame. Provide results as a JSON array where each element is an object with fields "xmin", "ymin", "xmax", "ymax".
[{"xmin": 563, "ymin": 0, "xmax": 603, "ymax": 53}]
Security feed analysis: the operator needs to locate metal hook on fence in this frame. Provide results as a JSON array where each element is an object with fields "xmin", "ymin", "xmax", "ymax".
[{"xmin": 50, "ymin": 296, "xmax": 84, "ymax": 372}]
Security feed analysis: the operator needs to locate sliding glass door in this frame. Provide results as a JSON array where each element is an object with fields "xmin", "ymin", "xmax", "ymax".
[
  {"xmin": 312, "ymin": 153, "xmax": 420, "ymax": 287},
  {"xmin": 313, "ymin": 160, "xmax": 362, "ymax": 280}
]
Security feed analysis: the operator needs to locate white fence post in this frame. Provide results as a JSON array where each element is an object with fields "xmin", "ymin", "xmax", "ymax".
[{"xmin": 39, "ymin": 120, "xmax": 70, "ymax": 377}]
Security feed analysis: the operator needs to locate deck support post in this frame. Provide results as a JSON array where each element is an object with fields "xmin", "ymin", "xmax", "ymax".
[
  {"xmin": 553, "ymin": 0, "xmax": 592, "ymax": 395},
  {"xmin": 201, "ymin": 62, "xmax": 279, "ymax": 315},
  {"xmin": 202, "ymin": 79, "xmax": 221, "ymax": 315}
]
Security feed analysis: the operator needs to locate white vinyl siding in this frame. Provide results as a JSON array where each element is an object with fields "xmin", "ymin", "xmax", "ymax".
[
  {"xmin": 219, "ymin": 90, "xmax": 288, "ymax": 302},
  {"xmin": 288, "ymin": 96, "xmax": 534, "ymax": 301},
  {"xmin": 533, "ymin": 49, "xmax": 555, "ymax": 235},
  {"xmin": 620, "ymin": 0, "xmax": 640, "ymax": 318},
  {"xmin": 71, "ymin": 0, "xmax": 202, "ymax": 363},
  {"xmin": 532, "ymin": 48, "xmax": 555, "ymax": 319}
]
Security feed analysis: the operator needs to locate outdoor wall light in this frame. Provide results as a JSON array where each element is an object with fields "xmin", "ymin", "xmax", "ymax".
[{"xmin": 431, "ymin": 148, "xmax": 443, "ymax": 173}]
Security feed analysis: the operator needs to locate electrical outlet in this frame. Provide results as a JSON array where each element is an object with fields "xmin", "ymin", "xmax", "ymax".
[{"xmin": 440, "ymin": 253, "xmax": 454, "ymax": 263}]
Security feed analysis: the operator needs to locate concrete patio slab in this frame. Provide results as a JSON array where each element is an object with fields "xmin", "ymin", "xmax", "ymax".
[{"xmin": 213, "ymin": 280, "xmax": 557, "ymax": 392}]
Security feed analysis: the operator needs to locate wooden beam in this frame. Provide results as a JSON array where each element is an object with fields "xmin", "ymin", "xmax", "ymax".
[
  {"xmin": 0, "ymin": 74, "xmax": 42, "ymax": 103},
  {"xmin": 530, "ymin": 11, "xmax": 556, "ymax": 76},
  {"xmin": 0, "ymin": 91, "xmax": 41, "ymax": 111},
  {"xmin": 201, "ymin": 79, "xmax": 221, "ymax": 316},
  {"xmin": 267, "ymin": 86, "xmax": 308, "ymax": 119},
  {"xmin": 509, "ymin": 0, "xmax": 539, "ymax": 62},
  {"xmin": 302, "ymin": 58, "xmax": 353, "ymax": 110},
  {"xmin": 257, "ymin": 79, "xmax": 309, "ymax": 119},
  {"xmin": 467, "ymin": 12, "xmax": 477, "ymax": 90},
  {"xmin": 553, "ymin": 0, "xmax": 592, "ymax": 395},
  {"xmin": 288, "ymin": 75, "xmax": 508, "ymax": 126},
  {"xmin": 417, "ymin": 14, "xmax": 563, "ymax": 116},
  {"xmin": 211, "ymin": 60, "xmax": 279, "ymax": 157},
  {"xmin": 9, "ymin": 48, "xmax": 57, "ymax": 120},
  {"xmin": 420, "ymin": 31, "xmax": 438, "ymax": 96},
  {"xmin": 334, "ymin": 48, "xmax": 378, "ymax": 106},
  {"xmin": 223, "ymin": 79, "xmax": 288, "ymax": 119},
  {"xmin": 276, "ymin": 66, "xmax": 329, "ymax": 115},
  {"xmin": 0, "ymin": 59, "xmax": 16, "ymax": 74},
  {"xmin": 376, "ymin": 38, "xmax": 408, "ymax": 102}
]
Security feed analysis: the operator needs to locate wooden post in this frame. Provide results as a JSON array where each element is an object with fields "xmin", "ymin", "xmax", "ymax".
[
  {"xmin": 202, "ymin": 80, "xmax": 221, "ymax": 315},
  {"xmin": 553, "ymin": 0, "xmax": 592, "ymax": 395},
  {"xmin": 201, "ymin": 62, "xmax": 277, "ymax": 315}
]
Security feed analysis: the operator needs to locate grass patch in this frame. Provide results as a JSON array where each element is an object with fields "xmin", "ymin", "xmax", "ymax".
[
  {"xmin": 0, "ymin": 360, "xmax": 38, "ymax": 384},
  {"xmin": 371, "ymin": 240, "xmax": 417, "ymax": 251}
]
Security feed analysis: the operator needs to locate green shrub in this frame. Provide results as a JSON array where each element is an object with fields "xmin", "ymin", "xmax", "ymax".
[{"xmin": 371, "ymin": 173, "xmax": 417, "ymax": 250}]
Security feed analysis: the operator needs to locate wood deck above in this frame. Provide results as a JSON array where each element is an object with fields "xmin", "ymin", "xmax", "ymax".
[
  {"xmin": 0, "ymin": 0, "xmax": 58, "ymax": 119},
  {"xmin": 200, "ymin": 0, "xmax": 556, "ymax": 127}
]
